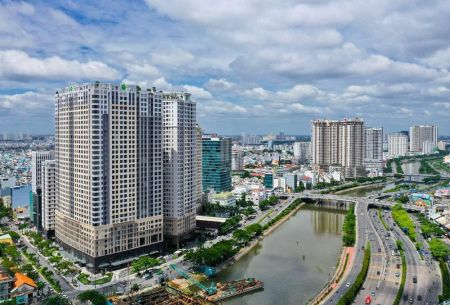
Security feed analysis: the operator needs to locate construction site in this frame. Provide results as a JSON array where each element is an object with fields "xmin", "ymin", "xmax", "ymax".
[{"xmin": 111, "ymin": 287, "xmax": 218, "ymax": 305}]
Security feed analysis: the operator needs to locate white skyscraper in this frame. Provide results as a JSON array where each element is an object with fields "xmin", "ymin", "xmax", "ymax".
[
  {"xmin": 365, "ymin": 128, "xmax": 383, "ymax": 161},
  {"xmin": 31, "ymin": 150, "xmax": 55, "ymax": 231},
  {"xmin": 55, "ymin": 83, "xmax": 163, "ymax": 271},
  {"xmin": 388, "ymin": 133, "xmax": 409, "ymax": 157},
  {"xmin": 409, "ymin": 125, "xmax": 438, "ymax": 153},
  {"xmin": 312, "ymin": 118, "xmax": 365, "ymax": 178},
  {"xmin": 293, "ymin": 141, "xmax": 311, "ymax": 163},
  {"xmin": 162, "ymin": 92, "xmax": 197, "ymax": 244},
  {"xmin": 32, "ymin": 151, "xmax": 55, "ymax": 193},
  {"xmin": 41, "ymin": 160, "xmax": 56, "ymax": 238}
]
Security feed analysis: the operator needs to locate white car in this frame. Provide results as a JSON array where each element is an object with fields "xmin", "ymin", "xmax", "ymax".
[{"xmin": 346, "ymin": 282, "xmax": 350, "ymax": 287}]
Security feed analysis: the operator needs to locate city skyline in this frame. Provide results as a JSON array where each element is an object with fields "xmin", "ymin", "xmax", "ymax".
[{"xmin": 1, "ymin": 1, "xmax": 450, "ymax": 134}]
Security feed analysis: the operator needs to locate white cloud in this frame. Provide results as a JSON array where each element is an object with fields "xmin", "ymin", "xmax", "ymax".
[
  {"xmin": 0, "ymin": 91, "xmax": 52, "ymax": 112},
  {"xmin": 0, "ymin": 50, "xmax": 120, "ymax": 82},
  {"xmin": 183, "ymin": 85, "xmax": 212, "ymax": 99},
  {"xmin": 423, "ymin": 47, "xmax": 450, "ymax": 69},
  {"xmin": 205, "ymin": 78, "xmax": 236, "ymax": 92}
]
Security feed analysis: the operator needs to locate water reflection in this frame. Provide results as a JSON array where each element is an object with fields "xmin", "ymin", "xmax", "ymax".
[
  {"xmin": 402, "ymin": 161, "xmax": 421, "ymax": 175},
  {"xmin": 312, "ymin": 206, "xmax": 345, "ymax": 236},
  {"xmin": 215, "ymin": 205, "xmax": 345, "ymax": 305}
]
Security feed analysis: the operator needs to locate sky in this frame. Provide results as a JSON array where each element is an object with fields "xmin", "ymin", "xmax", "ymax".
[{"xmin": 0, "ymin": 0, "xmax": 450, "ymax": 135}]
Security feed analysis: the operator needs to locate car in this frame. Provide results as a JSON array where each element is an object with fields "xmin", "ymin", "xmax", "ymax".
[
  {"xmin": 395, "ymin": 272, "xmax": 400, "ymax": 277},
  {"xmin": 371, "ymin": 291, "xmax": 375, "ymax": 296},
  {"xmin": 409, "ymin": 298, "xmax": 413, "ymax": 303},
  {"xmin": 143, "ymin": 274, "xmax": 152, "ymax": 280},
  {"xmin": 378, "ymin": 248, "xmax": 381, "ymax": 253},
  {"xmin": 389, "ymin": 244, "xmax": 392, "ymax": 248},
  {"xmin": 417, "ymin": 295, "xmax": 422, "ymax": 301},
  {"xmin": 346, "ymin": 282, "xmax": 350, "ymax": 287}
]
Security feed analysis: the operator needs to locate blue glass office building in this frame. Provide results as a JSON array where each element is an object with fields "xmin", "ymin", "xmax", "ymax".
[{"xmin": 202, "ymin": 136, "xmax": 232, "ymax": 192}]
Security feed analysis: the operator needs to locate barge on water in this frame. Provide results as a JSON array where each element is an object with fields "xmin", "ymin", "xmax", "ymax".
[{"xmin": 202, "ymin": 278, "xmax": 264, "ymax": 302}]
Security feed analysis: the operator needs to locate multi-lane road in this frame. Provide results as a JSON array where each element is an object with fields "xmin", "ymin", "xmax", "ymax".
[
  {"xmin": 316, "ymin": 193, "xmax": 443, "ymax": 305},
  {"xmin": 354, "ymin": 208, "xmax": 401, "ymax": 305},
  {"xmin": 323, "ymin": 202, "xmax": 367, "ymax": 305},
  {"xmin": 382, "ymin": 211, "xmax": 442, "ymax": 304}
]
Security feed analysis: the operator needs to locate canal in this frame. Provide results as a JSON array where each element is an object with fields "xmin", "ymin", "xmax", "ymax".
[
  {"xmin": 214, "ymin": 205, "xmax": 346, "ymax": 305},
  {"xmin": 402, "ymin": 161, "xmax": 421, "ymax": 175}
]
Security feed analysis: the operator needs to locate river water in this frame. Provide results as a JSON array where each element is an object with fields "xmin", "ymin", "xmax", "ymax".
[
  {"xmin": 214, "ymin": 205, "xmax": 346, "ymax": 305},
  {"xmin": 402, "ymin": 161, "xmax": 421, "ymax": 175}
]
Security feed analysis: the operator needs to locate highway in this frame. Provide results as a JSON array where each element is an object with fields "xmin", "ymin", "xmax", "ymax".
[
  {"xmin": 322, "ymin": 202, "xmax": 367, "ymax": 305},
  {"xmin": 383, "ymin": 211, "xmax": 441, "ymax": 304},
  {"xmin": 354, "ymin": 208, "xmax": 400, "ymax": 305}
]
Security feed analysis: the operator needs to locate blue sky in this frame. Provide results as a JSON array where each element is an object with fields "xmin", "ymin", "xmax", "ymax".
[{"xmin": 1, "ymin": 0, "xmax": 450, "ymax": 135}]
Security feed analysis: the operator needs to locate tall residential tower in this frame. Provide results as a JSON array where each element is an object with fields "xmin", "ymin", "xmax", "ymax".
[
  {"xmin": 312, "ymin": 118, "xmax": 365, "ymax": 178},
  {"xmin": 409, "ymin": 125, "xmax": 438, "ymax": 154},
  {"xmin": 162, "ymin": 93, "xmax": 197, "ymax": 244},
  {"xmin": 55, "ymin": 83, "xmax": 164, "ymax": 271}
]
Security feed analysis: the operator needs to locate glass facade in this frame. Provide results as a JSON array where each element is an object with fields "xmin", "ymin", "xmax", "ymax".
[{"xmin": 202, "ymin": 136, "xmax": 232, "ymax": 192}]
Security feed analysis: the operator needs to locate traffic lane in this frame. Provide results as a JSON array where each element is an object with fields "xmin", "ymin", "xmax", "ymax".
[
  {"xmin": 324, "ymin": 202, "xmax": 367, "ymax": 305},
  {"xmin": 387, "ymin": 215, "xmax": 418, "ymax": 305},
  {"xmin": 411, "ymin": 216, "xmax": 442, "ymax": 303},
  {"xmin": 377, "ymin": 213, "xmax": 402, "ymax": 305},
  {"xmin": 371, "ymin": 211, "xmax": 400, "ymax": 305},
  {"xmin": 354, "ymin": 210, "xmax": 383, "ymax": 305}
]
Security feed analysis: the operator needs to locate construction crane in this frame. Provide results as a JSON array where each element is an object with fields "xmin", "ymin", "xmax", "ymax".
[{"xmin": 169, "ymin": 264, "xmax": 217, "ymax": 295}]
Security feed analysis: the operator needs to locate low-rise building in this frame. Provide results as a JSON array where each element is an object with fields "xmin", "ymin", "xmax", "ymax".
[
  {"xmin": 0, "ymin": 234, "xmax": 14, "ymax": 246},
  {"xmin": 10, "ymin": 273, "xmax": 37, "ymax": 305},
  {"xmin": 0, "ymin": 268, "xmax": 14, "ymax": 302},
  {"xmin": 210, "ymin": 192, "xmax": 236, "ymax": 207}
]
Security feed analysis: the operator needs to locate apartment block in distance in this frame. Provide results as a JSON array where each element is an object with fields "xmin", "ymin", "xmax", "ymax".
[
  {"xmin": 30, "ymin": 151, "xmax": 55, "ymax": 232},
  {"xmin": 55, "ymin": 83, "xmax": 163, "ymax": 271},
  {"xmin": 388, "ymin": 133, "xmax": 409, "ymax": 157},
  {"xmin": 162, "ymin": 92, "xmax": 197, "ymax": 245},
  {"xmin": 41, "ymin": 160, "xmax": 56, "ymax": 239},
  {"xmin": 312, "ymin": 118, "xmax": 365, "ymax": 178},
  {"xmin": 409, "ymin": 125, "xmax": 438, "ymax": 154},
  {"xmin": 202, "ymin": 135, "xmax": 232, "ymax": 192}
]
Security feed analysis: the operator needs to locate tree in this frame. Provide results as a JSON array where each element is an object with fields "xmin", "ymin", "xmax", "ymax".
[
  {"xmin": 131, "ymin": 283, "xmax": 140, "ymax": 292},
  {"xmin": 77, "ymin": 290, "xmax": 107, "ymax": 305},
  {"xmin": 43, "ymin": 295, "xmax": 72, "ymax": 305},
  {"xmin": 429, "ymin": 238, "xmax": 450, "ymax": 259},
  {"xmin": 241, "ymin": 171, "xmax": 251, "ymax": 178}
]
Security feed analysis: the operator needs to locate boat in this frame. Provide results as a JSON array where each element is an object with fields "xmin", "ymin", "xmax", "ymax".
[{"xmin": 202, "ymin": 278, "xmax": 264, "ymax": 302}]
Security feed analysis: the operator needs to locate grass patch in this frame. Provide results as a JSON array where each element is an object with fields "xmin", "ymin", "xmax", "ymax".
[
  {"xmin": 257, "ymin": 210, "xmax": 273, "ymax": 224},
  {"xmin": 392, "ymin": 204, "xmax": 416, "ymax": 242},
  {"xmin": 77, "ymin": 272, "xmax": 113, "ymax": 285},
  {"xmin": 378, "ymin": 209, "xmax": 389, "ymax": 230},
  {"xmin": 438, "ymin": 258, "xmax": 450, "ymax": 303},
  {"xmin": 336, "ymin": 253, "xmax": 350, "ymax": 283},
  {"xmin": 393, "ymin": 250, "xmax": 407, "ymax": 305},
  {"xmin": 342, "ymin": 205, "xmax": 356, "ymax": 246},
  {"xmin": 337, "ymin": 243, "xmax": 371, "ymax": 305}
]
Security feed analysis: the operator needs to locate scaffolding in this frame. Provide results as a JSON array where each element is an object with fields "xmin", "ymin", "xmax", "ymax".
[{"xmin": 112, "ymin": 287, "xmax": 218, "ymax": 305}]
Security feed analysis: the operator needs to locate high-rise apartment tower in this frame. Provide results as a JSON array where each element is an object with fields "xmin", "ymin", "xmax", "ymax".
[
  {"xmin": 55, "ymin": 83, "xmax": 164, "ymax": 271},
  {"xmin": 312, "ymin": 118, "xmax": 365, "ymax": 178}
]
